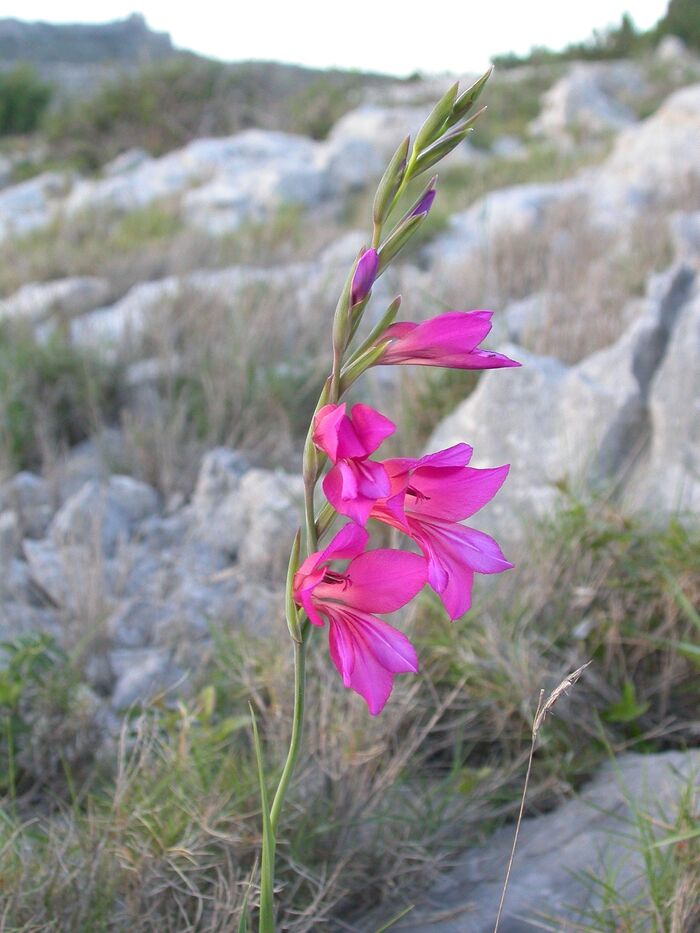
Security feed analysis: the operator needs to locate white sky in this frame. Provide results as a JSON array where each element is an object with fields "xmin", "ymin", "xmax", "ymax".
[{"xmin": 4, "ymin": 1, "xmax": 671, "ymax": 75}]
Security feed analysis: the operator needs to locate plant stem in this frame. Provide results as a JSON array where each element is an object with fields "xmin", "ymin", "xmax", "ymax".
[
  {"xmin": 270, "ymin": 636, "xmax": 307, "ymax": 834},
  {"xmin": 304, "ymin": 485, "xmax": 317, "ymax": 554}
]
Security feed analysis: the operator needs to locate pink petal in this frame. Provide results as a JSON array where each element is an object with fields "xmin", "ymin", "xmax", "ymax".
[
  {"xmin": 412, "ymin": 443, "xmax": 474, "ymax": 470},
  {"xmin": 369, "ymin": 490, "xmax": 410, "ymax": 532},
  {"xmin": 349, "ymin": 403, "xmax": 395, "ymax": 456},
  {"xmin": 323, "ymin": 465, "xmax": 378, "ymax": 526},
  {"xmin": 443, "ymin": 348, "xmax": 521, "ymax": 370},
  {"xmin": 409, "ymin": 518, "xmax": 512, "ymax": 620},
  {"xmin": 292, "ymin": 567, "xmax": 326, "ymax": 625},
  {"xmin": 407, "ymin": 464, "xmax": 510, "ymax": 522},
  {"xmin": 380, "ymin": 311, "xmax": 494, "ymax": 365},
  {"xmin": 320, "ymin": 522, "xmax": 369, "ymax": 563},
  {"xmin": 341, "ymin": 549, "xmax": 427, "ymax": 612},
  {"xmin": 328, "ymin": 608, "xmax": 418, "ymax": 715},
  {"xmin": 379, "ymin": 444, "xmax": 475, "ymax": 494},
  {"xmin": 328, "ymin": 614, "xmax": 356, "ymax": 684},
  {"xmin": 354, "ymin": 458, "xmax": 390, "ymax": 499},
  {"xmin": 313, "ymin": 404, "xmax": 367, "ymax": 461}
]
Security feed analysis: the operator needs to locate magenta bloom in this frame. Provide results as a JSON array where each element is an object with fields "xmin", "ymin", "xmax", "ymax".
[
  {"xmin": 377, "ymin": 311, "xmax": 520, "ymax": 369},
  {"xmin": 293, "ymin": 523, "xmax": 427, "ymax": 714},
  {"xmin": 370, "ymin": 443, "xmax": 512, "ymax": 620},
  {"xmin": 313, "ymin": 402, "xmax": 395, "ymax": 525},
  {"xmin": 351, "ymin": 248, "xmax": 379, "ymax": 305}
]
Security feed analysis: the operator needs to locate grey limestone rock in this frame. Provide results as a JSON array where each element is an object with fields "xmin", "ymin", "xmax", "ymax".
[
  {"xmin": 49, "ymin": 476, "xmax": 159, "ymax": 555},
  {"xmin": 375, "ymin": 750, "xmax": 700, "ymax": 932},
  {"xmin": 1, "ymin": 471, "xmax": 54, "ymax": 539},
  {"xmin": 427, "ymin": 266, "xmax": 696, "ymax": 547},
  {"xmin": 0, "ymin": 277, "xmax": 110, "ymax": 326}
]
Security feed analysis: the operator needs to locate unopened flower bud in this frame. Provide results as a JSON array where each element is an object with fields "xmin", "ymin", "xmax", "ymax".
[{"xmin": 351, "ymin": 248, "xmax": 379, "ymax": 305}]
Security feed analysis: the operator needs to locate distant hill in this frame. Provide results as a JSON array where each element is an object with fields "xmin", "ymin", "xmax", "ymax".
[
  {"xmin": 0, "ymin": 14, "xmax": 173, "ymax": 65},
  {"xmin": 0, "ymin": 14, "xmax": 175, "ymax": 98}
]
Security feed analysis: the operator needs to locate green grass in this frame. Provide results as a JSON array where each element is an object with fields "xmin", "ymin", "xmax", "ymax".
[
  {"xmin": 0, "ymin": 501, "xmax": 697, "ymax": 929},
  {"xmin": 0, "ymin": 322, "xmax": 119, "ymax": 473},
  {"xmin": 566, "ymin": 758, "xmax": 699, "ymax": 931}
]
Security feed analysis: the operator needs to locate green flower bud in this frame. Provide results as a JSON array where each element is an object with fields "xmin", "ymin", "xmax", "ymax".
[{"xmin": 413, "ymin": 81, "xmax": 459, "ymax": 154}]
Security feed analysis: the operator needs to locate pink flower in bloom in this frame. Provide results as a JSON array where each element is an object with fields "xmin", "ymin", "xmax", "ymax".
[
  {"xmin": 369, "ymin": 443, "xmax": 512, "ymax": 620},
  {"xmin": 313, "ymin": 402, "xmax": 395, "ymax": 525},
  {"xmin": 377, "ymin": 311, "xmax": 520, "ymax": 369},
  {"xmin": 293, "ymin": 523, "xmax": 427, "ymax": 714},
  {"xmin": 351, "ymin": 248, "xmax": 379, "ymax": 305}
]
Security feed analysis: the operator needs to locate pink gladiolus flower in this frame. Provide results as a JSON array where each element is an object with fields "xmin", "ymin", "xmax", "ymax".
[
  {"xmin": 351, "ymin": 248, "xmax": 379, "ymax": 305},
  {"xmin": 369, "ymin": 443, "xmax": 512, "ymax": 620},
  {"xmin": 377, "ymin": 311, "xmax": 520, "ymax": 369},
  {"xmin": 313, "ymin": 402, "xmax": 395, "ymax": 525},
  {"xmin": 293, "ymin": 523, "xmax": 427, "ymax": 714}
]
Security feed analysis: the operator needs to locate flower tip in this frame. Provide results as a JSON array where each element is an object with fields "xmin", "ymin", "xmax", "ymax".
[{"xmin": 351, "ymin": 248, "xmax": 379, "ymax": 305}]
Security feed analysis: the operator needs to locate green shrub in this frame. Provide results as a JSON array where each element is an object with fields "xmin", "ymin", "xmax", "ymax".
[
  {"xmin": 0, "ymin": 633, "xmax": 97, "ymax": 794},
  {"xmin": 0, "ymin": 65, "xmax": 52, "ymax": 136},
  {"xmin": 0, "ymin": 324, "xmax": 119, "ymax": 472},
  {"xmin": 656, "ymin": 0, "xmax": 700, "ymax": 48}
]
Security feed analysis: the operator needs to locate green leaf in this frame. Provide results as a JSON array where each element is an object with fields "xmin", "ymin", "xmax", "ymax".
[
  {"xmin": 285, "ymin": 530, "xmax": 302, "ymax": 642},
  {"xmin": 374, "ymin": 904, "xmax": 415, "ymax": 932},
  {"xmin": 673, "ymin": 640, "xmax": 700, "ymax": 667},
  {"xmin": 661, "ymin": 566, "xmax": 700, "ymax": 632},
  {"xmin": 603, "ymin": 680, "xmax": 649, "ymax": 724},
  {"xmin": 339, "ymin": 342, "xmax": 389, "ymax": 395},
  {"xmin": 237, "ymin": 857, "xmax": 258, "ymax": 933},
  {"xmin": 197, "ymin": 684, "xmax": 216, "ymax": 720},
  {"xmin": 377, "ymin": 214, "xmax": 425, "ymax": 273},
  {"xmin": 249, "ymin": 704, "xmax": 276, "ymax": 933},
  {"xmin": 651, "ymin": 825, "xmax": 700, "ymax": 848}
]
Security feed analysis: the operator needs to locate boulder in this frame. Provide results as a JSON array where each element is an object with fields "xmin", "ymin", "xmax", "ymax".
[
  {"xmin": 234, "ymin": 468, "xmax": 304, "ymax": 579},
  {"xmin": 190, "ymin": 447, "xmax": 249, "ymax": 555},
  {"xmin": 49, "ymin": 476, "xmax": 159, "ymax": 555}
]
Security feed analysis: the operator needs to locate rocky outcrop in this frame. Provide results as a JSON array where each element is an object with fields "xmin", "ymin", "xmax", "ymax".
[
  {"xmin": 0, "ymin": 277, "xmax": 110, "ymax": 325},
  {"xmin": 592, "ymin": 83, "xmax": 700, "ymax": 216},
  {"xmin": 3, "ymin": 446, "xmax": 301, "ymax": 710},
  {"xmin": 0, "ymin": 14, "xmax": 173, "ymax": 65},
  {"xmin": 428, "ymin": 265, "xmax": 697, "ymax": 546},
  {"xmin": 631, "ymin": 277, "xmax": 700, "ymax": 514},
  {"xmin": 0, "ymin": 171, "xmax": 69, "ymax": 242},
  {"xmin": 530, "ymin": 61, "xmax": 645, "ymax": 142},
  {"xmin": 374, "ymin": 749, "xmax": 700, "ymax": 932}
]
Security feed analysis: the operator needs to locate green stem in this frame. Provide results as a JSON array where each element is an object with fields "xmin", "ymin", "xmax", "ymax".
[
  {"xmin": 270, "ymin": 636, "xmax": 307, "ymax": 834},
  {"xmin": 304, "ymin": 484, "xmax": 317, "ymax": 553}
]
